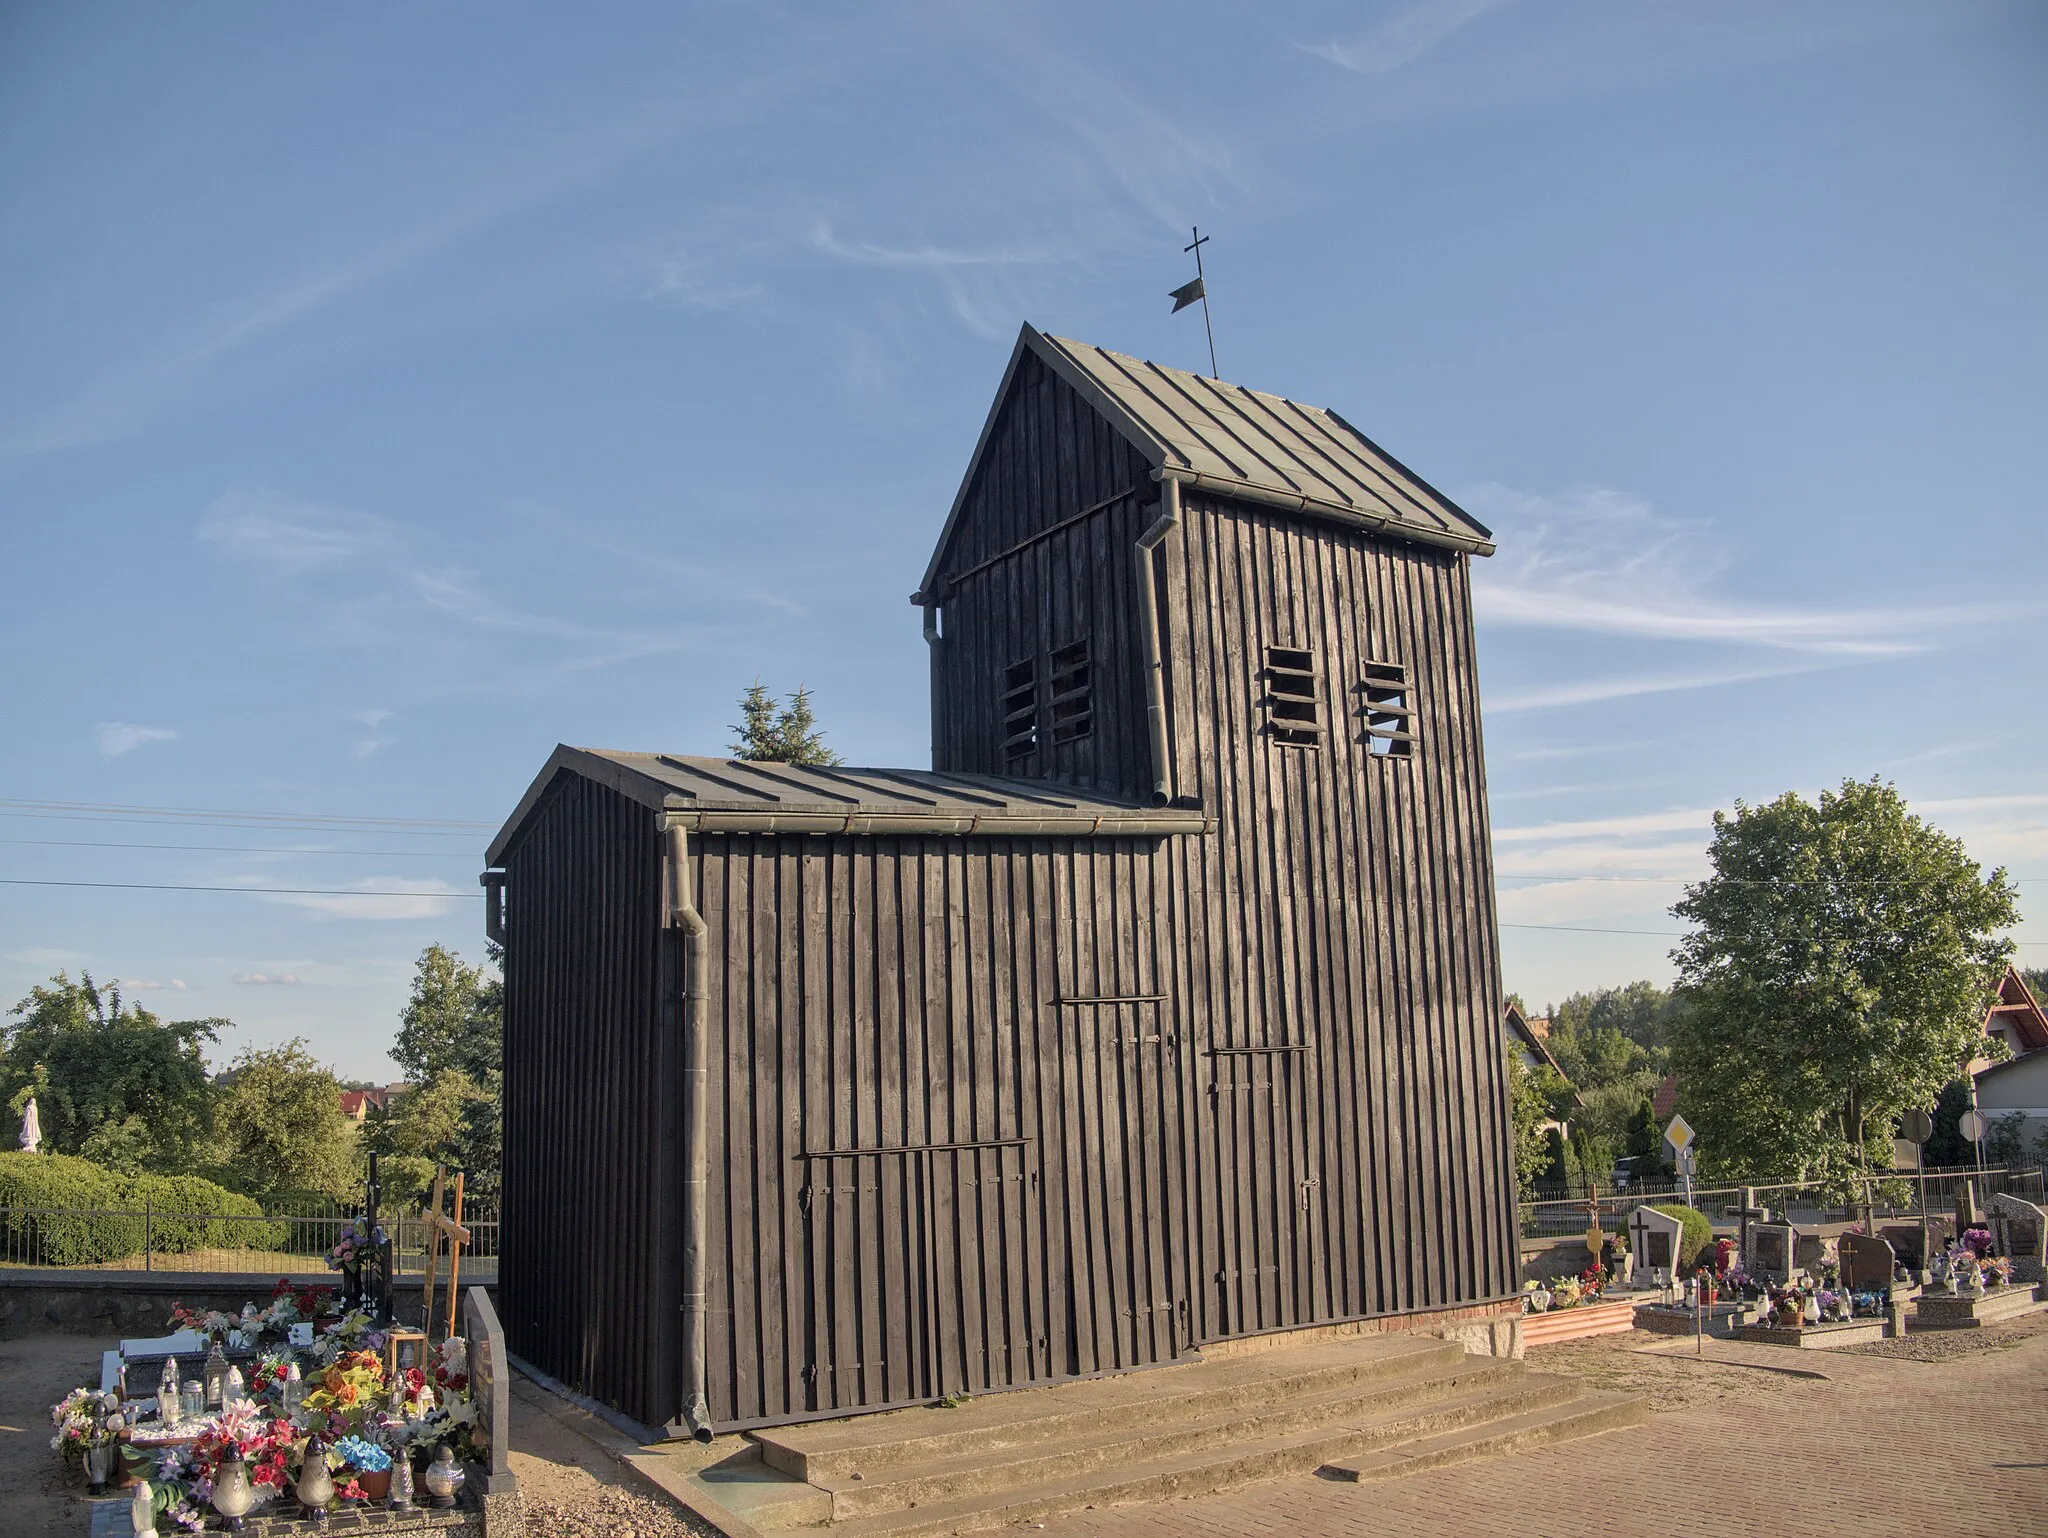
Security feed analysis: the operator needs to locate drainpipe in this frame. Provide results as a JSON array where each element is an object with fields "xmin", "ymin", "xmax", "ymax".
[
  {"xmin": 663, "ymin": 822, "xmax": 715, "ymax": 1443},
  {"xmin": 1136, "ymin": 472, "xmax": 1183, "ymax": 807},
  {"xmin": 479, "ymin": 871, "xmax": 505, "ymax": 946},
  {"xmin": 921, "ymin": 598, "xmax": 943, "ymax": 769}
]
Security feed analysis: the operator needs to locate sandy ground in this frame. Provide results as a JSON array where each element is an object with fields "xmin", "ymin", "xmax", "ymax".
[
  {"xmin": 3, "ymin": 1332, "xmax": 710, "ymax": 1537},
  {"xmin": 0, "ymin": 1334, "xmax": 111, "ymax": 1536}
]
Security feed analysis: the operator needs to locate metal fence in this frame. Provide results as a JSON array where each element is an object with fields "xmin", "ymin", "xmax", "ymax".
[
  {"xmin": 1518, "ymin": 1165, "xmax": 2046, "ymax": 1241},
  {"xmin": 0, "ymin": 1198, "xmax": 500, "ymax": 1279}
]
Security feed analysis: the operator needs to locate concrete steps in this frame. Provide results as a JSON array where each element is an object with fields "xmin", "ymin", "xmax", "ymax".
[
  {"xmin": 710, "ymin": 1332, "xmax": 1643, "ymax": 1536},
  {"xmin": 1319, "ymin": 1390, "xmax": 1649, "ymax": 1481}
]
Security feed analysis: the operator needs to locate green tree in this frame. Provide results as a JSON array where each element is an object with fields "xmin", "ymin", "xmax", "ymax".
[
  {"xmin": 1668, "ymin": 778, "xmax": 2018, "ymax": 1190},
  {"xmin": 729, "ymin": 681, "xmax": 842, "ymax": 766},
  {"xmin": 209, "ymin": 1040, "xmax": 356, "ymax": 1200},
  {"xmin": 1, "ymin": 973, "xmax": 220, "ymax": 1172},
  {"xmin": 1924, "ymin": 1079, "xmax": 1976, "ymax": 1167},
  {"xmin": 393, "ymin": 945, "xmax": 498, "ymax": 1083},
  {"xmin": 1548, "ymin": 980, "xmax": 1685, "ymax": 1057},
  {"xmin": 372, "ymin": 943, "xmax": 503, "ymax": 1199},
  {"xmin": 1507, "ymin": 1054, "xmax": 1570, "ymax": 1202}
]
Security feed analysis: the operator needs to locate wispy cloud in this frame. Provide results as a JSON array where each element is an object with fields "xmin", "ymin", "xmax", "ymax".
[
  {"xmin": 234, "ymin": 972, "xmax": 302, "ymax": 985},
  {"xmin": 1488, "ymin": 661, "xmax": 1836, "ymax": 714},
  {"xmin": 263, "ymin": 878, "xmax": 459, "ymax": 920},
  {"xmin": 198, "ymin": 489, "xmax": 395, "ymax": 576},
  {"xmin": 118, "ymin": 977, "xmax": 192, "ymax": 991},
  {"xmin": 1303, "ymin": 0, "xmax": 1510, "ymax": 76},
  {"xmin": 1493, "ymin": 809, "xmax": 1714, "ymax": 845},
  {"xmin": 98, "ymin": 723, "xmax": 179, "ymax": 757},
  {"xmin": 1469, "ymin": 485, "xmax": 2022, "ymax": 656},
  {"xmin": 195, "ymin": 485, "xmax": 731, "ymax": 693}
]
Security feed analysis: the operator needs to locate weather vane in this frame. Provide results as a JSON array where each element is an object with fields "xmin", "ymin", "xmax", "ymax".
[{"xmin": 1169, "ymin": 226, "xmax": 1218, "ymax": 379}]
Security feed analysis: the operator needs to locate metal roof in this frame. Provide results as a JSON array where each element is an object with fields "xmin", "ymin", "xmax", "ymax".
[
  {"xmin": 919, "ymin": 324, "xmax": 1493, "ymax": 597},
  {"xmin": 487, "ymin": 747, "xmax": 1212, "ymax": 864}
]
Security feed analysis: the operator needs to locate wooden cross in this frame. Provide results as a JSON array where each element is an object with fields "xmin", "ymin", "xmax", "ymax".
[{"xmin": 418, "ymin": 1166, "xmax": 471, "ymax": 1344}]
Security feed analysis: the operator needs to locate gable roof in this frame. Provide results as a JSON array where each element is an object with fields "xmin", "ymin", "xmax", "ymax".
[
  {"xmin": 488, "ymin": 748, "xmax": 1212, "ymax": 865},
  {"xmin": 1504, "ymin": 1002, "xmax": 1568, "ymax": 1082},
  {"xmin": 917, "ymin": 324, "xmax": 1495, "ymax": 598},
  {"xmin": 1984, "ymin": 965, "xmax": 2048, "ymax": 1056}
]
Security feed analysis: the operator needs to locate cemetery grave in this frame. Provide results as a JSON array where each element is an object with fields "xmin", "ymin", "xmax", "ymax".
[
  {"xmin": 46, "ymin": 1164, "xmax": 519, "ymax": 1536},
  {"xmin": 1909, "ymin": 1186, "xmax": 2048, "ymax": 1332}
]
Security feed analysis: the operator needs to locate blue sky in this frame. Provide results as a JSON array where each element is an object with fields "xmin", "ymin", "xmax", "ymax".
[{"xmin": 2, "ymin": 0, "xmax": 2043, "ymax": 1080}]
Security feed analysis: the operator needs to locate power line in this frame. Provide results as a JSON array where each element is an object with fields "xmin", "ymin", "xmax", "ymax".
[
  {"xmin": 0, "ymin": 877, "xmax": 2039, "ymax": 944},
  {"xmin": 0, "ymin": 878, "xmax": 460, "ymax": 899},
  {"xmin": 0, "ymin": 797, "xmax": 493, "ymax": 831},
  {"xmin": 0, "ymin": 838, "xmax": 469, "ymax": 858}
]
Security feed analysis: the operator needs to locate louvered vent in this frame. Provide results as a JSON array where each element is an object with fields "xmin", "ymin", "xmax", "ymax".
[
  {"xmin": 1360, "ymin": 661, "xmax": 1413, "ymax": 758},
  {"xmin": 1049, "ymin": 639, "xmax": 1092, "ymax": 745},
  {"xmin": 1001, "ymin": 658, "xmax": 1038, "ymax": 760},
  {"xmin": 1263, "ymin": 645, "xmax": 1320, "ymax": 748}
]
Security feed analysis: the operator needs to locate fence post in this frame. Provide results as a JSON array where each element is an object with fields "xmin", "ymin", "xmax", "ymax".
[{"xmin": 143, "ymin": 1199, "xmax": 152, "ymax": 1274}]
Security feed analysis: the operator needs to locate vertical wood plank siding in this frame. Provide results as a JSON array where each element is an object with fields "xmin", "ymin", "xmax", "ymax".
[
  {"xmin": 500, "ymin": 775, "xmax": 676, "ymax": 1424},
  {"xmin": 1155, "ymin": 493, "xmax": 1515, "ymax": 1339},
  {"xmin": 932, "ymin": 351, "xmax": 1156, "ymax": 802},
  {"xmin": 692, "ymin": 833, "xmax": 1193, "ymax": 1429},
  {"xmin": 503, "ymin": 380, "xmax": 1512, "ymax": 1432}
]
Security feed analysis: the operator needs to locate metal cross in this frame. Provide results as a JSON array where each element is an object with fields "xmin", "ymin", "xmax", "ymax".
[{"xmin": 1184, "ymin": 227, "xmax": 1219, "ymax": 379}]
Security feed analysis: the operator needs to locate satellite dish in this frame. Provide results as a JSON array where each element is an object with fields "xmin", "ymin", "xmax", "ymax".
[
  {"xmin": 1958, "ymin": 1110, "xmax": 1988, "ymax": 1143},
  {"xmin": 1899, "ymin": 1109, "xmax": 1934, "ymax": 1145}
]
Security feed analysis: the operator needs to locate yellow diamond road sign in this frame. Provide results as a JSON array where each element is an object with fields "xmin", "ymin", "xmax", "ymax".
[{"xmin": 1664, "ymin": 1114, "xmax": 1695, "ymax": 1152}]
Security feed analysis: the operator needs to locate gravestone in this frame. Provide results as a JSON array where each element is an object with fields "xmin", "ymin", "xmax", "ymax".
[
  {"xmin": 1795, "ymin": 1233, "xmax": 1828, "ymax": 1275},
  {"xmin": 1628, "ymin": 1205, "xmax": 1687, "ymax": 1285},
  {"xmin": 1988, "ymin": 1192, "xmax": 2047, "ymax": 1284},
  {"xmin": 1751, "ymin": 1223, "xmax": 1797, "ymax": 1285},
  {"xmin": 462, "ymin": 1285, "xmax": 517, "ymax": 1496},
  {"xmin": 1839, "ymin": 1233, "xmax": 1896, "ymax": 1294},
  {"xmin": 1880, "ymin": 1224, "xmax": 1926, "ymax": 1269}
]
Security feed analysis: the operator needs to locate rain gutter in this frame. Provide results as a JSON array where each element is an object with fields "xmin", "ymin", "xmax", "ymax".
[
  {"xmin": 662, "ymin": 820, "xmax": 715, "ymax": 1443},
  {"xmin": 1164, "ymin": 466, "xmax": 1495, "ymax": 558},
  {"xmin": 658, "ymin": 808, "xmax": 1211, "ymax": 838}
]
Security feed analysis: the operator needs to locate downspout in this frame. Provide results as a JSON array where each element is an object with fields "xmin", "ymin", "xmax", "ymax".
[
  {"xmin": 1136, "ymin": 472, "xmax": 1183, "ymax": 807},
  {"xmin": 479, "ymin": 871, "xmax": 505, "ymax": 946},
  {"xmin": 921, "ymin": 598, "xmax": 942, "ymax": 769},
  {"xmin": 663, "ymin": 822, "xmax": 715, "ymax": 1443}
]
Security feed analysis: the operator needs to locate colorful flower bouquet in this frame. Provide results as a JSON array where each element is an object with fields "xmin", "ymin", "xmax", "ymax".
[
  {"xmin": 327, "ymin": 1217, "xmax": 386, "ymax": 1272},
  {"xmin": 50, "ymin": 1388, "xmax": 115, "ymax": 1466}
]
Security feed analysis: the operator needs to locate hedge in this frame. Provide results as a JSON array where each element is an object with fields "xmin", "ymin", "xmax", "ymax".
[
  {"xmin": 1648, "ymin": 1201, "xmax": 1715, "ymax": 1269},
  {"xmin": 0, "ymin": 1152, "xmax": 278, "ymax": 1265}
]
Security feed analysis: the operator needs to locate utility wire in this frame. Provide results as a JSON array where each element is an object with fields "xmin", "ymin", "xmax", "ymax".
[
  {"xmin": 0, "ymin": 878, "xmax": 459, "ymax": 898},
  {"xmin": 0, "ymin": 838, "xmax": 469, "ymax": 858},
  {"xmin": 0, "ymin": 797, "xmax": 491, "ymax": 830},
  {"xmin": 0, "ymin": 877, "xmax": 2040, "ymax": 944}
]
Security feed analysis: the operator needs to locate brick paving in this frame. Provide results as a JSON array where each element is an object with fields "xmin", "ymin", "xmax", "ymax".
[{"xmin": 1031, "ymin": 1317, "xmax": 2048, "ymax": 1538}]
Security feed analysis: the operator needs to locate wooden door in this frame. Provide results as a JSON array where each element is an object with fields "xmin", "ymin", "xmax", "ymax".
[
  {"xmin": 800, "ymin": 1141, "xmax": 1045, "ymax": 1415},
  {"xmin": 1206, "ymin": 1044, "xmax": 1322, "ymax": 1339},
  {"xmin": 1057, "ymin": 1001, "xmax": 1190, "ymax": 1375}
]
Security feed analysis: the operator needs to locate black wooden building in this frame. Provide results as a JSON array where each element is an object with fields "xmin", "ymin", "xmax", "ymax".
[{"xmin": 486, "ymin": 325, "xmax": 1513, "ymax": 1437}]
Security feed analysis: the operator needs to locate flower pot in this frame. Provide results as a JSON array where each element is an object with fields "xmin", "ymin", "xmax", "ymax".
[{"xmin": 357, "ymin": 1468, "xmax": 392, "ymax": 1502}]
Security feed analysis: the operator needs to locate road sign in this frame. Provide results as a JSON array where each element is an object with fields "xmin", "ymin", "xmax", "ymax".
[
  {"xmin": 1900, "ymin": 1109, "xmax": 1934, "ymax": 1145},
  {"xmin": 1664, "ymin": 1113, "xmax": 1695, "ymax": 1152},
  {"xmin": 1959, "ymin": 1110, "xmax": 1987, "ymax": 1143}
]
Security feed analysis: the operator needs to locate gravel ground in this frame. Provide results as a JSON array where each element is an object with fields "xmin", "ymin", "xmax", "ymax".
[
  {"xmin": 1837, "ymin": 1314, "xmax": 2045, "ymax": 1361},
  {"xmin": 522, "ymin": 1485, "xmax": 724, "ymax": 1538}
]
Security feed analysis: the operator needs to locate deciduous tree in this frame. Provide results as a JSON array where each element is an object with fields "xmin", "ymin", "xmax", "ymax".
[
  {"xmin": 1668, "ymin": 778, "xmax": 2017, "ymax": 1190},
  {"xmin": 209, "ymin": 1040, "xmax": 355, "ymax": 1200},
  {"xmin": 1, "ymin": 974, "xmax": 219, "ymax": 1172}
]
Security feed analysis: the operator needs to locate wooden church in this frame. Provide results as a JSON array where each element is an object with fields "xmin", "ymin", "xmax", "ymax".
[{"xmin": 485, "ymin": 324, "xmax": 1514, "ymax": 1438}]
